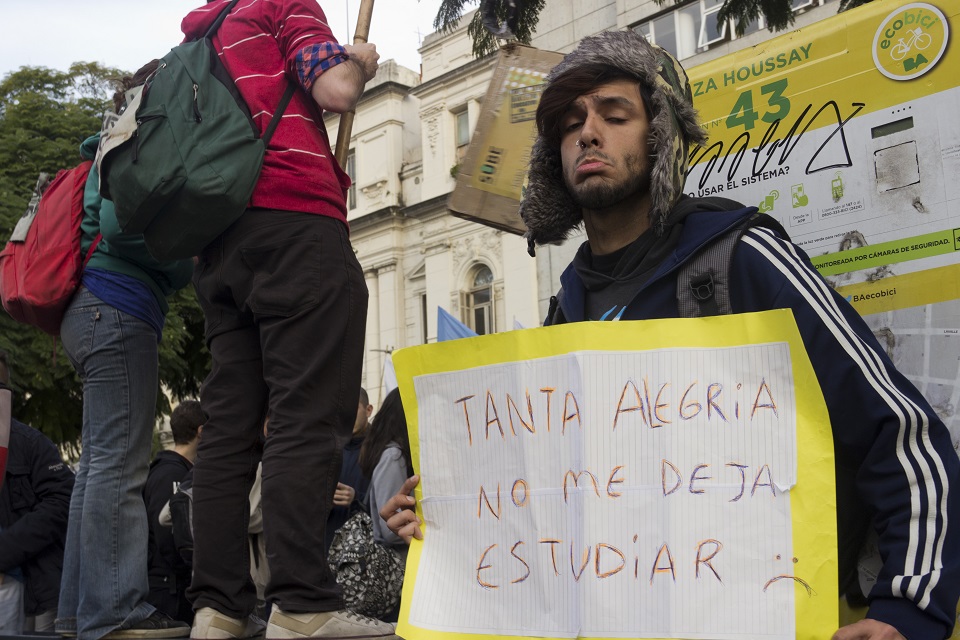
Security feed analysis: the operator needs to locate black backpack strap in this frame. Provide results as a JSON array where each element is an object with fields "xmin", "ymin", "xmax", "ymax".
[
  {"xmin": 677, "ymin": 212, "xmax": 789, "ymax": 318},
  {"xmin": 204, "ymin": 0, "xmax": 243, "ymax": 39},
  {"xmin": 677, "ymin": 230, "xmax": 741, "ymax": 318},
  {"xmin": 169, "ymin": 486, "xmax": 194, "ymax": 565},
  {"xmin": 204, "ymin": 0, "xmax": 296, "ymax": 146},
  {"xmin": 545, "ymin": 290, "xmax": 568, "ymax": 325},
  {"xmin": 262, "ymin": 83, "xmax": 297, "ymax": 146}
]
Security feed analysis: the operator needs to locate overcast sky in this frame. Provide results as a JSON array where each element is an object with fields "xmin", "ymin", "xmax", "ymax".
[{"xmin": 1, "ymin": 0, "xmax": 446, "ymax": 80}]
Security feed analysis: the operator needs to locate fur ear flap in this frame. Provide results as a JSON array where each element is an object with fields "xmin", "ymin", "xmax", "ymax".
[{"xmin": 518, "ymin": 137, "xmax": 583, "ymax": 247}]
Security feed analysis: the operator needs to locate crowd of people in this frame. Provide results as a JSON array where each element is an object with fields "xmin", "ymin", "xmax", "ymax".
[
  {"xmin": 0, "ymin": 360, "xmax": 409, "ymax": 638},
  {"xmin": 1, "ymin": 1, "xmax": 959, "ymax": 640},
  {"xmin": 0, "ymin": 351, "xmax": 74, "ymax": 634}
]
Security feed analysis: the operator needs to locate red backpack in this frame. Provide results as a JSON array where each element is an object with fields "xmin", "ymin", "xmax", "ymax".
[{"xmin": 0, "ymin": 160, "xmax": 99, "ymax": 336}]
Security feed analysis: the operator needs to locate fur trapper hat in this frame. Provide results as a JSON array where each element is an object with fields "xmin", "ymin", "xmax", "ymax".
[{"xmin": 519, "ymin": 30, "xmax": 706, "ymax": 254}]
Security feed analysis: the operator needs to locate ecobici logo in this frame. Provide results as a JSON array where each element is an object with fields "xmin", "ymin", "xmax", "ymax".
[{"xmin": 872, "ymin": 3, "xmax": 949, "ymax": 80}]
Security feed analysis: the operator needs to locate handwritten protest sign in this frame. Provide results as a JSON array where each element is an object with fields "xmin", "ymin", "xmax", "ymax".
[{"xmin": 393, "ymin": 310, "xmax": 837, "ymax": 640}]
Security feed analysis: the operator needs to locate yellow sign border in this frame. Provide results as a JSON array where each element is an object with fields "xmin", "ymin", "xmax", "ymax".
[{"xmin": 393, "ymin": 310, "xmax": 838, "ymax": 640}]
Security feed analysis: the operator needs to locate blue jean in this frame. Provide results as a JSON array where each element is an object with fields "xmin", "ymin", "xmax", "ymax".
[
  {"xmin": 0, "ymin": 574, "xmax": 24, "ymax": 632},
  {"xmin": 57, "ymin": 287, "xmax": 158, "ymax": 640}
]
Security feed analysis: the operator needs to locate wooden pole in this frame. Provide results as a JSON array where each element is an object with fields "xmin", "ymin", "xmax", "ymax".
[{"xmin": 335, "ymin": 0, "xmax": 376, "ymax": 168}]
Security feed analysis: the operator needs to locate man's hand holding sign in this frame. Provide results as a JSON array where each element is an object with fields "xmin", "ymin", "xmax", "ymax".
[{"xmin": 380, "ymin": 476, "xmax": 422, "ymax": 543}]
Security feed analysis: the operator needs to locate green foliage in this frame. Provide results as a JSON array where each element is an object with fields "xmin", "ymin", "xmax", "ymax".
[
  {"xmin": 0, "ymin": 314, "xmax": 84, "ymax": 458},
  {"xmin": 158, "ymin": 286, "xmax": 210, "ymax": 411},
  {"xmin": 713, "ymin": 0, "xmax": 797, "ymax": 36},
  {"xmin": 434, "ymin": 0, "xmax": 874, "ymax": 55},
  {"xmin": 838, "ymin": 0, "xmax": 871, "ymax": 13},
  {"xmin": 434, "ymin": 0, "xmax": 547, "ymax": 59},
  {"xmin": 674, "ymin": 0, "xmax": 873, "ymax": 36},
  {"xmin": 0, "ymin": 62, "xmax": 210, "ymax": 448}
]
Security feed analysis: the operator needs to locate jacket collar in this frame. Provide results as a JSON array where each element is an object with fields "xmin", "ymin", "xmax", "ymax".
[{"xmin": 554, "ymin": 206, "xmax": 757, "ymax": 323}]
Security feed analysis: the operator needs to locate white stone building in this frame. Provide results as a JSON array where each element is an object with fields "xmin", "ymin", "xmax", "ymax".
[{"xmin": 326, "ymin": 0, "xmax": 841, "ymax": 404}]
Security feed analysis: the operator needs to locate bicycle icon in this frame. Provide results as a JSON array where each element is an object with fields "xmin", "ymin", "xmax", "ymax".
[{"xmin": 891, "ymin": 27, "xmax": 932, "ymax": 61}]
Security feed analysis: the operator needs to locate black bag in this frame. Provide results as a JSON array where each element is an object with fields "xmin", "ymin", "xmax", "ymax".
[
  {"xmin": 168, "ymin": 471, "xmax": 194, "ymax": 565},
  {"xmin": 676, "ymin": 205, "xmax": 789, "ymax": 317},
  {"xmin": 328, "ymin": 511, "xmax": 405, "ymax": 619}
]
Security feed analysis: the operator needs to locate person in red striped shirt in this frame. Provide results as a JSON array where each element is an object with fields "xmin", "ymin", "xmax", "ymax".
[{"xmin": 180, "ymin": 2, "xmax": 392, "ymax": 639}]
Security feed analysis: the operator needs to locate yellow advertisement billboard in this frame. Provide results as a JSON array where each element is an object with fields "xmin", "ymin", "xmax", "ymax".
[
  {"xmin": 449, "ymin": 0, "xmax": 960, "ymax": 451},
  {"xmin": 685, "ymin": 0, "xmax": 960, "ymax": 449}
]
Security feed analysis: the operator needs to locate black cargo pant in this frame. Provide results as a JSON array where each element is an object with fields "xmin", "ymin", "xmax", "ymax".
[{"xmin": 188, "ymin": 209, "xmax": 368, "ymax": 617}]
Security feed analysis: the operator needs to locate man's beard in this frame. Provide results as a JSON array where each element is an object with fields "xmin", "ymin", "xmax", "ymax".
[{"xmin": 565, "ymin": 152, "xmax": 649, "ymax": 210}]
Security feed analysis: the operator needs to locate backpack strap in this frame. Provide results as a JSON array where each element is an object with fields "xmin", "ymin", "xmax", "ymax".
[
  {"xmin": 545, "ymin": 291, "xmax": 565, "ymax": 325},
  {"xmin": 204, "ymin": 0, "xmax": 243, "ymax": 40},
  {"xmin": 203, "ymin": 0, "xmax": 296, "ymax": 147},
  {"xmin": 677, "ymin": 230, "xmax": 741, "ymax": 318},
  {"xmin": 676, "ymin": 212, "xmax": 789, "ymax": 318},
  {"xmin": 83, "ymin": 233, "xmax": 102, "ymax": 268},
  {"xmin": 263, "ymin": 84, "xmax": 296, "ymax": 146}
]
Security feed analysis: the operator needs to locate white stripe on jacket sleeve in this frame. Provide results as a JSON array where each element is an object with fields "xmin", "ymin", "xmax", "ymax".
[{"xmin": 742, "ymin": 227, "xmax": 949, "ymax": 610}]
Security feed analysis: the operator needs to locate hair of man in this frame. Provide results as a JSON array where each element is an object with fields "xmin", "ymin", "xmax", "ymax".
[
  {"xmin": 536, "ymin": 63, "xmax": 655, "ymax": 150},
  {"xmin": 111, "ymin": 59, "xmax": 161, "ymax": 113},
  {"xmin": 358, "ymin": 388, "xmax": 413, "ymax": 480},
  {"xmin": 170, "ymin": 400, "xmax": 205, "ymax": 445}
]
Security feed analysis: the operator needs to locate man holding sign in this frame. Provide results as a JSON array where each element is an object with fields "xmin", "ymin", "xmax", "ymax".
[{"xmin": 385, "ymin": 30, "xmax": 960, "ymax": 640}]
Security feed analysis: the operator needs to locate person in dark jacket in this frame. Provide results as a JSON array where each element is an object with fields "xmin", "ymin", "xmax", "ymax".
[
  {"xmin": 382, "ymin": 30, "xmax": 960, "ymax": 640},
  {"xmin": 144, "ymin": 400, "xmax": 204, "ymax": 623},
  {"xmin": 0, "ymin": 351, "xmax": 74, "ymax": 632},
  {"xmin": 324, "ymin": 388, "xmax": 373, "ymax": 552}
]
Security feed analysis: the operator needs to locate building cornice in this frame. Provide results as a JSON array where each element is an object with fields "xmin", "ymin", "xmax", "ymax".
[
  {"xmin": 350, "ymin": 191, "xmax": 453, "ymax": 233},
  {"xmin": 357, "ymin": 80, "xmax": 419, "ymax": 104},
  {"xmin": 324, "ymin": 80, "xmax": 418, "ymax": 125},
  {"xmin": 349, "ymin": 205, "xmax": 403, "ymax": 233},
  {"xmin": 410, "ymin": 54, "xmax": 495, "ymax": 98},
  {"xmin": 399, "ymin": 193, "xmax": 449, "ymax": 220}
]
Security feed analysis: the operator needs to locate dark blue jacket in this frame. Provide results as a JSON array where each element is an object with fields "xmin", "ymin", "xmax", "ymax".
[
  {"xmin": 547, "ymin": 206, "xmax": 960, "ymax": 640},
  {"xmin": 325, "ymin": 434, "xmax": 369, "ymax": 552},
  {"xmin": 0, "ymin": 419, "xmax": 74, "ymax": 615},
  {"xmin": 143, "ymin": 449, "xmax": 192, "ymax": 620}
]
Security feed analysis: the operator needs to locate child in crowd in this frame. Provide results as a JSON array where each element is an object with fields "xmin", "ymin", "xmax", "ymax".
[
  {"xmin": 359, "ymin": 389, "xmax": 413, "ymax": 557},
  {"xmin": 329, "ymin": 388, "xmax": 413, "ymax": 621}
]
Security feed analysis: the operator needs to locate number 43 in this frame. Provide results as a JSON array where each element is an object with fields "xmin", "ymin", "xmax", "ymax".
[{"xmin": 726, "ymin": 78, "xmax": 790, "ymax": 131}]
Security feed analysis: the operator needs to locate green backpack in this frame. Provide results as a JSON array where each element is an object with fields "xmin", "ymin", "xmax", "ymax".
[{"xmin": 98, "ymin": 0, "xmax": 295, "ymax": 261}]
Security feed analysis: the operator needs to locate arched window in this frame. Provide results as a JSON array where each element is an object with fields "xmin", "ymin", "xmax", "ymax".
[{"xmin": 463, "ymin": 264, "xmax": 494, "ymax": 335}]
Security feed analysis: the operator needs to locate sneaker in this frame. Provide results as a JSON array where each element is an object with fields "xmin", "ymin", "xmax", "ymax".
[
  {"xmin": 105, "ymin": 611, "xmax": 191, "ymax": 639},
  {"xmin": 192, "ymin": 608, "xmax": 266, "ymax": 640},
  {"xmin": 265, "ymin": 609, "xmax": 397, "ymax": 640}
]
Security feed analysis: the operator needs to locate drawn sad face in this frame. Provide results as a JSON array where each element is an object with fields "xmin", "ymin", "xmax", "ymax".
[{"xmin": 764, "ymin": 554, "xmax": 815, "ymax": 596}]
